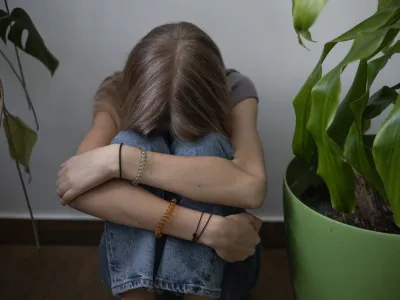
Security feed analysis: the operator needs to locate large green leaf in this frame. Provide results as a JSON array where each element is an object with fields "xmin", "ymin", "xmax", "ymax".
[
  {"xmin": 323, "ymin": 4, "xmax": 400, "ymax": 49},
  {"xmin": 328, "ymin": 61, "xmax": 368, "ymax": 148},
  {"xmin": 368, "ymin": 40, "xmax": 400, "ymax": 84},
  {"xmin": 348, "ymin": 31, "xmax": 398, "ymax": 130},
  {"xmin": 306, "ymin": 28, "xmax": 394, "ymax": 213},
  {"xmin": 3, "ymin": 112, "xmax": 37, "ymax": 174},
  {"xmin": 292, "ymin": 0, "xmax": 328, "ymax": 47},
  {"xmin": 344, "ymin": 124, "xmax": 387, "ymax": 200},
  {"xmin": 292, "ymin": 6, "xmax": 400, "ymax": 163},
  {"xmin": 378, "ymin": 0, "xmax": 400, "ymax": 10},
  {"xmin": 313, "ymin": 28, "xmax": 398, "ymax": 206},
  {"xmin": 292, "ymin": 64, "xmax": 322, "ymax": 161},
  {"xmin": 373, "ymin": 94, "xmax": 400, "ymax": 225},
  {"xmin": 286, "ymin": 155, "xmax": 322, "ymax": 197},
  {"xmin": 0, "ymin": 8, "xmax": 58, "ymax": 74},
  {"xmin": 307, "ymin": 67, "xmax": 356, "ymax": 212},
  {"xmin": 363, "ymin": 86, "xmax": 398, "ymax": 119},
  {"xmin": 344, "ymin": 32, "xmax": 399, "ymax": 199}
]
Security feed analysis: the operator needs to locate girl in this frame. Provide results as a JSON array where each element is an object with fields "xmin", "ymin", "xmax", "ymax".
[{"xmin": 56, "ymin": 22, "xmax": 267, "ymax": 300}]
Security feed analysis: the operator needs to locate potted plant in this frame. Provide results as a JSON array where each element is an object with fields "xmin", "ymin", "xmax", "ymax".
[
  {"xmin": 284, "ymin": 1, "xmax": 400, "ymax": 299},
  {"xmin": 1, "ymin": 1, "xmax": 59, "ymax": 248}
]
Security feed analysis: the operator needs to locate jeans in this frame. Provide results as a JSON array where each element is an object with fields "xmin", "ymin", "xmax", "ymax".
[{"xmin": 99, "ymin": 130, "xmax": 260, "ymax": 299}]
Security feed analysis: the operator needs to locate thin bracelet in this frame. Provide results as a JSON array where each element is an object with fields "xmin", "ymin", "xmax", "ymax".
[
  {"xmin": 192, "ymin": 212, "xmax": 204, "ymax": 242},
  {"xmin": 132, "ymin": 146, "xmax": 148, "ymax": 186},
  {"xmin": 194, "ymin": 214, "xmax": 213, "ymax": 243},
  {"xmin": 119, "ymin": 143, "xmax": 124, "ymax": 178}
]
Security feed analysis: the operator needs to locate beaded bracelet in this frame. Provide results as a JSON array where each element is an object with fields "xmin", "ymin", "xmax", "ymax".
[
  {"xmin": 155, "ymin": 199, "xmax": 177, "ymax": 238},
  {"xmin": 132, "ymin": 146, "xmax": 148, "ymax": 186}
]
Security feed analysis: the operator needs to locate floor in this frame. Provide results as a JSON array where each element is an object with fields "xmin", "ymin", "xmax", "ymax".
[{"xmin": 0, "ymin": 246, "xmax": 295, "ymax": 300}]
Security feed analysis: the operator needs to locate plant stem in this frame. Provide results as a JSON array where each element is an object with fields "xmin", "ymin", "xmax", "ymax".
[
  {"xmin": 0, "ymin": 49, "xmax": 22, "ymax": 83},
  {"xmin": 0, "ymin": 49, "xmax": 39, "ymax": 130},
  {"xmin": 4, "ymin": 0, "xmax": 39, "ymax": 130},
  {"xmin": 2, "ymin": 106, "xmax": 40, "ymax": 250}
]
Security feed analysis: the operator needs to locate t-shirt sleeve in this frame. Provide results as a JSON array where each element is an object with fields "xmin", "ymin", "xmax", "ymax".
[{"xmin": 226, "ymin": 69, "xmax": 258, "ymax": 106}]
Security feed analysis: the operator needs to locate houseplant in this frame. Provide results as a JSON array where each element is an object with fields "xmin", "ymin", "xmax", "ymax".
[
  {"xmin": 0, "ymin": 0, "xmax": 59, "ymax": 248},
  {"xmin": 284, "ymin": 0, "xmax": 400, "ymax": 299}
]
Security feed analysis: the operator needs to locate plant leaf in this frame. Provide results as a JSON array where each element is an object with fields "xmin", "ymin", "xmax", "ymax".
[
  {"xmin": 307, "ymin": 67, "xmax": 356, "ymax": 213},
  {"xmin": 5, "ymin": 8, "xmax": 58, "ymax": 74},
  {"xmin": 292, "ymin": 6, "xmax": 400, "ymax": 164},
  {"xmin": 0, "ymin": 9, "xmax": 12, "ymax": 43},
  {"xmin": 339, "ymin": 31, "xmax": 398, "ymax": 201},
  {"xmin": 363, "ymin": 86, "xmax": 398, "ymax": 119},
  {"xmin": 292, "ymin": 0, "xmax": 328, "ymax": 47},
  {"xmin": 286, "ymin": 154, "xmax": 322, "ymax": 197},
  {"xmin": 0, "ymin": 9, "xmax": 12, "ymax": 45},
  {"xmin": 3, "ymin": 112, "xmax": 37, "ymax": 174},
  {"xmin": 292, "ymin": 64, "xmax": 322, "ymax": 162},
  {"xmin": 306, "ymin": 28, "xmax": 393, "ymax": 213},
  {"xmin": 378, "ymin": 0, "xmax": 400, "ymax": 10},
  {"xmin": 368, "ymin": 40, "xmax": 400, "ymax": 84},
  {"xmin": 373, "ymin": 94, "xmax": 400, "ymax": 225},
  {"xmin": 344, "ymin": 124, "xmax": 387, "ymax": 199},
  {"xmin": 362, "ymin": 119, "xmax": 371, "ymax": 132},
  {"xmin": 328, "ymin": 61, "xmax": 368, "ymax": 148}
]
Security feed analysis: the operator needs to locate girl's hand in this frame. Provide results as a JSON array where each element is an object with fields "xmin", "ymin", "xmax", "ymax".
[
  {"xmin": 202, "ymin": 213, "xmax": 262, "ymax": 262},
  {"xmin": 56, "ymin": 144, "xmax": 119, "ymax": 205}
]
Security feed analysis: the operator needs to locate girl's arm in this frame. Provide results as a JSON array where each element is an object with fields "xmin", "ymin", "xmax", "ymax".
[
  {"xmin": 65, "ymin": 112, "xmax": 261, "ymax": 262},
  {"xmin": 119, "ymin": 98, "xmax": 267, "ymax": 208},
  {"xmin": 59, "ymin": 99, "xmax": 267, "ymax": 209}
]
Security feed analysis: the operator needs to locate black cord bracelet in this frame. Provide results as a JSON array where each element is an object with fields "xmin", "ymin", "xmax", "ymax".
[
  {"xmin": 192, "ymin": 212, "xmax": 204, "ymax": 242},
  {"xmin": 194, "ymin": 214, "xmax": 213, "ymax": 243},
  {"xmin": 119, "ymin": 143, "xmax": 124, "ymax": 179}
]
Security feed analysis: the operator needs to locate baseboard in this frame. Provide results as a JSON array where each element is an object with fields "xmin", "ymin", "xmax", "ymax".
[{"xmin": 0, "ymin": 219, "xmax": 285, "ymax": 248}]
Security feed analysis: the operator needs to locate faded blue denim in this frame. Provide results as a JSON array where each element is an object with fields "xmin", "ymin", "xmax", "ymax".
[{"xmin": 99, "ymin": 130, "xmax": 260, "ymax": 299}]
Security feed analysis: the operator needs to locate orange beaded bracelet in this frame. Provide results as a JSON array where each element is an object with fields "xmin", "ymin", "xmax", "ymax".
[{"xmin": 155, "ymin": 199, "xmax": 177, "ymax": 238}]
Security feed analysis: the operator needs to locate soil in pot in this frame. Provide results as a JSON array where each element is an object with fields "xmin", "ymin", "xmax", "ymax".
[{"xmin": 302, "ymin": 174, "xmax": 400, "ymax": 235}]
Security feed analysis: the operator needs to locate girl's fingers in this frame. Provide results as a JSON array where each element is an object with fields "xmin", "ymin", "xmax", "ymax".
[
  {"xmin": 56, "ymin": 176, "xmax": 63, "ymax": 189},
  {"xmin": 56, "ymin": 181, "xmax": 70, "ymax": 201},
  {"xmin": 61, "ymin": 189, "xmax": 76, "ymax": 206},
  {"xmin": 57, "ymin": 165, "xmax": 67, "ymax": 178}
]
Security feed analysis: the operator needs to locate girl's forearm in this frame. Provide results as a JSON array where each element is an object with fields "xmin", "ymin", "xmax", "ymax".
[
  {"xmin": 117, "ymin": 146, "xmax": 265, "ymax": 209},
  {"xmin": 69, "ymin": 179, "xmax": 220, "ymax": 246}
]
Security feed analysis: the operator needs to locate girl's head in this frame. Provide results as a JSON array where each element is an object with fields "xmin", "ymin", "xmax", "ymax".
[{"xmin": 94, "ymin": 22, "xmax": 231, "ymax": 141}]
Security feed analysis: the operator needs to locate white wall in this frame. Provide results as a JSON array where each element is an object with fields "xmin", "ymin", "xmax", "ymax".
[{"xmin": 0, "ymin": 0, "xmax": 398, "ymax": 221}]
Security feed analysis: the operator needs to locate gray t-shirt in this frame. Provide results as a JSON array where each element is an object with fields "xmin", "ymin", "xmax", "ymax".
[{"xmin": 226, "ymin": 69, "xmax": 258, "ymax": 106}]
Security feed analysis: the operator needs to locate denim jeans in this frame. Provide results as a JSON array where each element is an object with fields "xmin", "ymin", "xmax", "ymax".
[{"xmin": 99, "ymin": 130, "xmax": 260, "ymax": 299}]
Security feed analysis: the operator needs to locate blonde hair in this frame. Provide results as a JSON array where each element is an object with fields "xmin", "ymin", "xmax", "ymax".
[{"xmin": 94, "ymin": 22, "xmax": 231, "ymax": 141}]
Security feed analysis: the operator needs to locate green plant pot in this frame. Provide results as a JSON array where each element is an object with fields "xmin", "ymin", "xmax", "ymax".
[{"xmin": 283, "ymin": 160, "xmax": 400, "ymax": 300}]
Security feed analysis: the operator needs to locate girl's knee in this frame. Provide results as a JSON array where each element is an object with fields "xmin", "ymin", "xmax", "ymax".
[
  {"xmin": 172, "ymin": 132, "xmax": 233, "ymax": 159},
  {"xmin": 112, "ymin": 130, "xmax": 170, "ymax": 154}
]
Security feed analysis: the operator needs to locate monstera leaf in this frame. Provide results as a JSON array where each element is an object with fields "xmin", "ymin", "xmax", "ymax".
[{"xmin": 0, "ymin": 7, "xmax": 58, "ymax": 74}]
